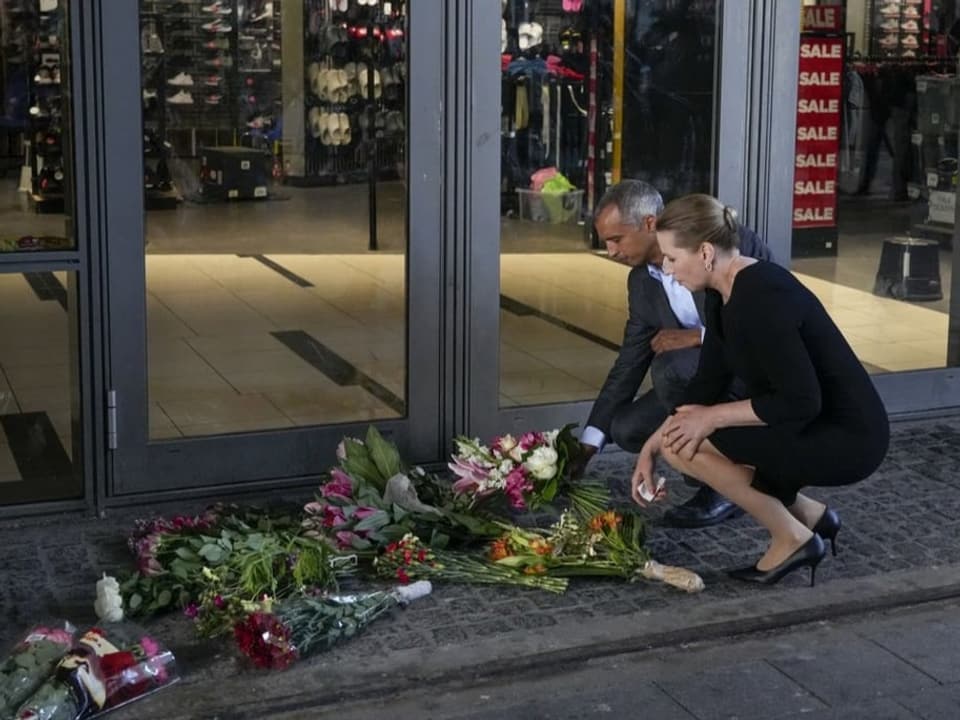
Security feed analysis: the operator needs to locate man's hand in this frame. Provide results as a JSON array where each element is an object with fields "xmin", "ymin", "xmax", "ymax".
[
  {"xmin": 651, "ymin": 328, "xmax": 701, "ymax": 354},
  {"xmin": 569, "ymin": 443, "xmax": 598, "ymax": 481}
]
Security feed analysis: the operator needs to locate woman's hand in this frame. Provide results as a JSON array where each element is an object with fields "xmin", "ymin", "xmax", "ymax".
[
  {"xmin": 661, "ymin": 405, "xmax": 717, "ymax": 460},
  {"xmin": 631, "ymin": 434, "xmax": 667, "ymax": 507}
]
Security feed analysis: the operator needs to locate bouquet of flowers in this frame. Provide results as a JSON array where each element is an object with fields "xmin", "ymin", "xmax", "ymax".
[
  {"xmin": 302, "ymin": 427, "xmax": 503, "ymax": 553},
  {"xmin": 374, "ymin": 533, "xmax": 568, "ymax": 593},
  {"xmin": 0, "ymin": 623, "xmax": 76, "ymax": 717},
  {"xmin": 233, "ymin": 582, "xmax": 433, "ymax": 670},
  {"xmin": 121, "ymin": 507, "xmax": 346, "ymax": 623},
  {"xmin": 12, "ymin": 626, "xmax": 178, "ymax": 720},
  {"xmin": 449, "ymin": 426, "xmax": 608, "ymax": 514}
]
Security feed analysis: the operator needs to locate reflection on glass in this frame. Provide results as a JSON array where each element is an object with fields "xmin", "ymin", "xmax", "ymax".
[
  {"xmin": 0, "ymin": 0, "xmax": 74, "ymax": 251},
  {"xmin": 0, "ymin": 272, "xmax": 81, "ymax": 504},
  {"xmin": 792, "ymin": 2, "xmax": 951, "ymax": 374},
  {"xmin": 498, "ymin": 0, "xmax": 717, "ymax": 407},
  {"xmin": 139, "ymin": 0, "xmax": 407, "ymax": 439}
]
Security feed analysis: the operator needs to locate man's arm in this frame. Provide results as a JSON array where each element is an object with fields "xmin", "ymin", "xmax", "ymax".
[{"xmin": 584, "ymin": 269, "xmax": 659, "ymax": 442}]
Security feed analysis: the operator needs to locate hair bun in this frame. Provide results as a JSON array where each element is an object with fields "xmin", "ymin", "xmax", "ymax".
[{"xmin": 722, "ymin": 205, "xmax": 738, "ymax": 231}]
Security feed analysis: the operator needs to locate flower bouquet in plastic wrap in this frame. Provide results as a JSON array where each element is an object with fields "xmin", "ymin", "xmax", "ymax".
[
  {"xmin": 449, "ymin": 426, "xmax": 609, "ymax": 516},
  {"xmin": 0, "ymin": 623, "xmax": 76, "ymax": 718},
  {"xmin": 8, "ymin": 625, "xmax": 178, "ymax": 720},
  {"xmin": 233, "ymin": 581, "xmax": 433, "ymax": 670}
]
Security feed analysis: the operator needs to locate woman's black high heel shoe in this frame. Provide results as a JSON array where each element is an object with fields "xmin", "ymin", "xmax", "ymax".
[
  {"xmin": 728, "ymin": 535, "xmax": 827, "ymax": 587},
  {"xmin": 812, "ymin": 507, "xmax": 841, "ymax": 557}
]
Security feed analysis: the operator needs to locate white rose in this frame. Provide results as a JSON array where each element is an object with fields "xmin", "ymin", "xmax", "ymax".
[
  {"xmin": 524, "ymin": 446, "xmax": 558, "ymax": 480},
  {"xmin": 94, "ymin": 573, "xmax": 124, "ymax": 623}
]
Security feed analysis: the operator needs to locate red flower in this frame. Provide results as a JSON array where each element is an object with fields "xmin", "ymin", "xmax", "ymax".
[
  {"xmin": 417, "ymin": 549, "xmax": 427, "ymax": 562},
  {"xmin": 234, "ymin": 613, "xmax": 298, "ymax": 670},
  {"xmin": 386, "ymin": 542, "xmax": 398, "ymax": 553},
  {"xmin": 396, "ymin": 568, "xmax": 410, "ymax": 584}
]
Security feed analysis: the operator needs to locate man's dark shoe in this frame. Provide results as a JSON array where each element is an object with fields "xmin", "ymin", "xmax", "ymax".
[{"xmin": 663, "ymin": 485, "xmax": 743, "ymax": 528}]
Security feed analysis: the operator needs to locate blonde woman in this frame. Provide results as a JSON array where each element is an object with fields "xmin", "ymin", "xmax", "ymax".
[{"xmin": 632, "ymin": 194, "xmax": 889, "ymax": 586}]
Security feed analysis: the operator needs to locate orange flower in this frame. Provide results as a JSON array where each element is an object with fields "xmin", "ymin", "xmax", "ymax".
[
  {"xmin": 588, "ymin": 515, "xmax": 604, "ymax": 532},
  {"xmin": 603, "ymin": 511, "xmax": 622, "ymax": 529},
  {"xmin": 522, "ymin": 564, "xmax": 547, "ymax": 575},
  {"xmin": 489, "ymin": 539, "xmax": 510, "ymax": 561}
]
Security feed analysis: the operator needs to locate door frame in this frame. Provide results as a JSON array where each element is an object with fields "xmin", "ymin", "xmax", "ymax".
[{"xmin": 100, "ymin": 0, "xmax": 447, "ymax": 501}]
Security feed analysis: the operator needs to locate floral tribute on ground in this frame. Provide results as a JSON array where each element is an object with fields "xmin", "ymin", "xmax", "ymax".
[{"xmin": 101, "ymin": 426, "xmax": 703, "ymax": 674}]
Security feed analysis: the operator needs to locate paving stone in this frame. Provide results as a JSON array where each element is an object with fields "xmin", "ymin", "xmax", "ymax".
[
  {"xmin": 656, "ymin": 660, "xmax": 826, "ymax": 720},
  {"xmin": 778, "ymin": 697, "xmax": 921, "ymax": 720},
  {"xmin": 767, "ymin": 634, "xmax": 938, "ymax": 708},
  {"xmin": 859, "ymin": 616, "xmax": 960, "ymax": 685},
  {"xmin": 897, "ymin": 683, "xmax": 960, "ymax": 720}
]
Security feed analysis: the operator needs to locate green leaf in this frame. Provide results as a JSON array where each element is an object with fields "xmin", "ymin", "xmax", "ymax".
[
  {"xmin": 349, "ymin": 535, "xmax": 373, "ymax": 550},
  {"xmin": 175, "ymin": 547, "xmax": 198, "ymax": 561},
  {"xmin": 244, "ymin": 533, "xmax": 264, "ymax": 551},
  {"xmin": 365, "ymin": 425, "xmax": 402, "ymax": 482},
  {"xmin": 352, "ymin": 510, "xmax": 391, "ymax": 532},
  {"xmin": 430, "ymin": 530, "xmax": 450, "ymax": 550},
  {"xmin": 157, "ymin": 589, "xmax": 172, "ymax": 607},
  {"xmin": 128, "ymin": 593, "xmax": 143, "ymax": 611},
  {"xmin": 342, "ymin": 441, "xmax": 384, "ymax": 489},
  {"xmin": 198, "ymin": 544, "xmax": 225, "ymax": 564}
]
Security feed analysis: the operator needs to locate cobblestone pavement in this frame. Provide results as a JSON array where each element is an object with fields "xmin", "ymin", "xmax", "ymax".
[{"xmin": 0, "ymin": 415, "xmax": 958, "ymax": 717}]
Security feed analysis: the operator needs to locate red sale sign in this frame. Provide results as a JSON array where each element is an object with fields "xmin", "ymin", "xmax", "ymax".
[{"xmin": 792, "ymin": 37, "xmax": 843, "ymax": 229}]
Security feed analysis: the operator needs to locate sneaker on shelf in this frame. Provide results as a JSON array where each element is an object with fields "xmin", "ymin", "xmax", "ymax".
[
  {"xmin": 204, "ymin": 55, "xmax": 234, "ymax": 68},
  {"xmin": 879, "ymin": 34, "xmax": 899, "ymax": 48},
  {"xmin": 248, "ymin": 2, "xmax": 274, "ymax": 22},
  {"xmin": 143, "ymin": 88, "xmax": 158, "ymax": 101},
  {"xmin": 902, "ymin": 5, "xmax": 920, "ymax": 17},
  {"xmin": 879, "ymin": 3, "xmax": 901, "ymax": 16},
  {"xmin": 168, "ymin": 71, "xmax": 194, "ymax": 86},
  {"xmin": 203, "ymin": 38, "xmax": 230, "ymax": 50},
  {"xmin": 901, "ymin": 19, "xmax": 919, "ymax": 32},
  {"xmin": 204, "ymin": 75, "xmax": 222, "ymax": 86},
  {"xmin": 902, "ymin": 49, "xmax": 917, "ymax": 57},
  {"xmin": 202, "ymin": 1, "xmax": 233, "ymax": 14},
  {"xmin": 901, "ymin": 34, "xmax": 919, "ymax": 48},
  {"xmin": 879, "ymin": 18, "xmax": 899, "ymax": 31},
  {"xmin": 202, "ymin": 19, "xmax": 232, "ymax": 32},
  {"xmin": 167, "ymin": 90, "xmax": 194, "ymax": 104},
  {"xmin": 205, "ymin": 94, "xmax": 222, "ymax": 105}
]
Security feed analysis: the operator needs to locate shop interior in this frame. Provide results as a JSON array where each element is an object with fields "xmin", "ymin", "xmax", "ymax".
[{"xmin": 0, "ymin": 0, "xmax": 957, "ymax": 501}]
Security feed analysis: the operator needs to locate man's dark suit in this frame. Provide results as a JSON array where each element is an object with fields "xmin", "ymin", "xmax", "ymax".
[{"xmin": 587, "ymin": 225, "xmax": 772, "ymax": 451}]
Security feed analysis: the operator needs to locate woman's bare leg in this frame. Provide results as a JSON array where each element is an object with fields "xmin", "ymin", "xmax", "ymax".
[
  {"xmin": 787, "ymin": 494, "xmax": 827, "ymax": 529},
  {"xmin": 661, "ymin": 441, "xmax": 813, "ymax": 570}
]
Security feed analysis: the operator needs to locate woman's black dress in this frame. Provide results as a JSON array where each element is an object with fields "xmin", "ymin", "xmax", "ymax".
[{"xmin": 681, "ymin": 261, "xmax": 889, "ymax": 505}]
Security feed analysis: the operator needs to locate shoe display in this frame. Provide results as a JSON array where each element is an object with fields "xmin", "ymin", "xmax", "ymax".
[
  {"xmin": 203, "ymin": 75, "xmax": 222, "ymax": 86},
  {"xmin": 167, "ymin": 90, "xmax": 194, "ymax": 104},
  {"xmin": 879, "ymin": 18, "xmax": 899, "ymax": 31},
  {"xmin": 202, "ymin": 19, "xmax": 232, "ymax": 33},
  {"xmin": 902, "ymin": 5, "xmax": 920, "ymax": 18},
  {"xmin": 663, "ymin": 486, "xmax": 744, "ymax": 529},
  {"xmin": 901, "ymin": 20, "xmax": 919, "ymax": 32},
  {"xmin": 901, "ymin": 34, "xmax": 919, "ymax": 48},
  {"xmin": 879, "ymin": 4, "xmax": 901, "ymax": 17},
  {"xmin": 204, "ymin": 94, "xmax": 222, "ymax": 105},
  {"xmin": 728, "ymin": 535, "xmax": 826, "ymax": 587},
  {"xmin": 202, "ymin": 1, "xmax": 233, "ymax": 14},
  {"xmin": 168, "ymin": 72, "xmax": 193, "ymax": 86},
  {"xmin": 879, "ymin": 34, "xmax": 899, "ymax": 48}
]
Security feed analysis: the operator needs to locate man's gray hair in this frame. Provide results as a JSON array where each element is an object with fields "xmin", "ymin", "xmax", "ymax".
[{"xmin": 594, "ymin": 180, "xmax": 664, "ymax": 226}]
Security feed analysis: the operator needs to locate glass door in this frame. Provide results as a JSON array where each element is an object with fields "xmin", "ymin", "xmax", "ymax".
[
  {"xmin": 104, "ymin": 0, "xmax": 443, "ymax": 496},
  {"xmin": 467, "ymin": 0, "xmax": 735, "ymax": 440}
]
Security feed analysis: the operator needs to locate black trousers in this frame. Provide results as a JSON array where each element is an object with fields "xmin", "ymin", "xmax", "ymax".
[{"xmin": 608, "ymin": 347, "xmax": 701, "ymax": 454}]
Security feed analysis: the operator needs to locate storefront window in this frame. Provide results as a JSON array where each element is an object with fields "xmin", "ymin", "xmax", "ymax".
[
  {"xmin": 498, "ymin": 0, "xmax": 718, "ymax": 407},
  {"xmin": 793, "ymin": 0, "xmax": 957, "ymax": 373},
  {"xmin": 139, "ymin": 0, "xmax": 408, "ymax": 438},
  {"xmin": 0, "ymin": 0, "xmax": 74, "ymax": 251},
  {"xmin": 0, "ymin": 271, "xmax": 82, "ymax": 504}
]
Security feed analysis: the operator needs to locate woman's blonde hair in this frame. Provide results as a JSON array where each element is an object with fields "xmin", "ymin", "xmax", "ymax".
[{"xmin": 656, "ymin": 194, "xmax": 739, "ymax": 252}]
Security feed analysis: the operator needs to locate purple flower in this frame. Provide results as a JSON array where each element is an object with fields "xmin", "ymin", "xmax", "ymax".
[
  {"xmin": 335, "ymin": 530, "xmax": 361, "ymax": 549},
  {"xmin": 320, "ymin": 468, "xmax": 354, "ymax": 500},
  {"xmin": 213, "ymin": 595, "xmax": 226, "ymax": 609},
  {"xmin": 183, "ymin": 603, "xmax": 199, "ymax": 619},
  {"xmin": 504, "ymin": 466, "xmax": 533, "ymax": 509},
  {"xmin": 353, "ymin": 506, "xmax": 379, "ymax": 520},
  {"xmin": 518, "ymin": 432, "xmax": 545, "ymax": 452},
  {"xmin": 448, "ymin": 457, "xmax": 491, "ymax": 495},
  {"xmin": 322, "ymin": 505, "xmax": 348, "ymax": 528}
]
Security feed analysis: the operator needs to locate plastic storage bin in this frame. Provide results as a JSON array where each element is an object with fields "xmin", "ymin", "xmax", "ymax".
[{"xmin": 516, "ymin": 189, "xmax": 583, "ymax": 224}]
